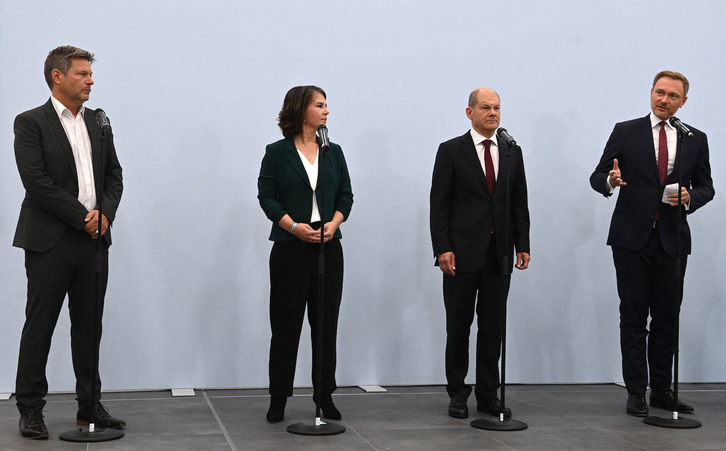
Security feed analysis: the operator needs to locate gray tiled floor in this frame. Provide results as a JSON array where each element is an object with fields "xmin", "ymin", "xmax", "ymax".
[{"xmin": 1, "ymin": 384, "xmax": 725, "ymax": 450}]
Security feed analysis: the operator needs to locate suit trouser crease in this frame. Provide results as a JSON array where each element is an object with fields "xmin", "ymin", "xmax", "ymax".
[
  {"xmin": 612, "ymin": 227, "xmax": 686, "ymax": 395},
  {"xmin": 268, "ymin": 239, "xmax": 343, "ymax": 398},
  {"xmin": 16, "ymin": 228, "xmax": 108, "ymax": 413},
  {"xmin": 443, "ymin": 234, "xmax": 511, "ymax": 401}
]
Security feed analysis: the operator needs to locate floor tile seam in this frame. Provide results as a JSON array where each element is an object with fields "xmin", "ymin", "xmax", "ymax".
[
  {"xmin": 203, "ymin": 392, "xmax": 447, "ymax": 399},
  {"xmin": 202, "ymin": 390, "xmax": 237, "ymax": 451},
  {"xmin": 349, "ymin": 422, "xmax": 506, "ymax": 432},
  {"xmin": 201, "ymin": 388, "xmax": 640, "ymax": 397},
  {"xmin": 222, "ymin": 422, "xmax": 379, "ymax": 449},
  {"xmin": 468, "ymin": 427, "xmax": 518, "ymax": 451},
  {"xmin": 40, "ymin": 397, "xmax": 210, "ymax": 404},
  {"xmin": 585, "ymin": 424, "xmax": 651, "ymax": 450},
  {"xmin": 336, "ymin": 420, "xmax": 381, "ymax": 451},
  {"xmin": 32, "ymin": 391, "xmax": 626, "ymax": 403},
  {"xmin": 27, "ymin": 384, "xmax": 726, "ymax": 394}
]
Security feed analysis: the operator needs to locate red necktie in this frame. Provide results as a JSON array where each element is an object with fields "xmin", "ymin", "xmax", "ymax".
[
  {"xmin": 658, "ymin": 121, "xmax": 668, "ymax": 184},
  {"xmin": 484, "ymin": 139, "xmax": 495, "ymax": 195}
]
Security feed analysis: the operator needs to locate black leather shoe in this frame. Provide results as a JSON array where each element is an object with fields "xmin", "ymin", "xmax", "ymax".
[
  {"xmin": 477, "ymin": 397, "xmax": 512, "ymax": 418},
  {"xmin": 19, "ymin": 411, "xmax": 48, "ymax": 439},
  {"xmin": 650, "ymin": 390, "xmax": 694, "ymax": 413},
  {"xmin": 448, "ymin": 396, "xmax": 468, "ymax": 418},
  {"xmin": 317, "ymin": 395, "xmax": 342, "ymax": 420},
  {"xmin": 266, "ymin": 396, "xmax": 286, "ymax": 423},
  {"xmin": 626, "ymin": 394, "xmax": 648, "ymax": 417},
  {"xmin": 77, "ymin": 404, "xmax": 126, "ymax": 429}
]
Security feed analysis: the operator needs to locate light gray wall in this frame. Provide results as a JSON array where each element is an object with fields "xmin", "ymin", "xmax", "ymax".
[{"xmin": 1, "ymin": 0, "xmax": 724, "ymax": 393}]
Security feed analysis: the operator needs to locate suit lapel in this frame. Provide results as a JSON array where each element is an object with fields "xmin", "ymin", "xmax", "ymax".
[
  {"xmin": 284, "ymin": 137, "xmax": 313, "ymax": 189},
  {"xmin": 42, "ymin": 100, "xmax": 78, "ymax": 180},
  {"xmin": 497, "ymin": 140, "xmax": 510, "ymax": 186},
  {"xmin": 638, "ymin": 115, "xmax": 662, "ymax": 184},
  {"xmin": 458, "ymin": 132, "xmax": 489, "ymax": 192},
  {"xmin": 83, "ymin": 109, "xmax": 103, "ymax": 181},
  {"xmin": 669, "ymin": 127, "xmax": 687, "ymax": 184}
]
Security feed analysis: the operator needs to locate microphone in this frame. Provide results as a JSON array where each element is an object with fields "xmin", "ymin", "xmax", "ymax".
[
  {"xmin": 316, "ymin": 124, "xmax": 330, "ymax": 152},
  {"xmin": 94, "ymin": 108, "xmax": 111, "ymax": 132},
  {"xmin": 497, "ymin": 127, "xmax": 517, "ymax": 147},
  {"xmin": 669, "ymin": 116, "xmax": 694, "ymax": 138}
]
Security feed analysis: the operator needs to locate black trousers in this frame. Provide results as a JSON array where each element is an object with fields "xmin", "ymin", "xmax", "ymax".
[
  {"xmin": 612, "ymin": 226, "xmax": 687, "ymax": 395},
  {"xmin": 15, "ymin": 227, "xmax": 108, "ymax": 414},
  {"xmin": 443, "ymin": 234, "xmax": 510, "ymax": 402},
  {"xmin": 268, "ymin": 238, "xmax": 343, "ymax": 398}
]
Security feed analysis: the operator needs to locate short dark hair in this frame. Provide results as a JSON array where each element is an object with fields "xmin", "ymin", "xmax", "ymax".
[
  {"xmin": 278, "ymin": 86, "xmax": 326, "ymax": 138},
  {"xmin": 44, "ymin": 45, "xmax": 95, "ymax": 91},
  {"xmin": 653, "ymin": 70, "xmax": 689, "ymax": 96}
]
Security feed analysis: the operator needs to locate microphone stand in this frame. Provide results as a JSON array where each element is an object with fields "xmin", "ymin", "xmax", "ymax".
[
  {"xmin": 287, "ymin": 129, "xmax": 345, "ymax": 436},
  {"xmin": 643, "ymin": 128, "xmax": 701, "ymax": 429},
  {"xmin": 471, "ymin": 139, "xmax": 527, "ymax": 432},
  {"xmin": 60, "ymin": 117, "xmax": 124, "ymax": 442}
]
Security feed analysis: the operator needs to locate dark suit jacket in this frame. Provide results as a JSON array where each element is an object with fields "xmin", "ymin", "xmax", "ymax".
[
  {"xmin": 258, "ymin": 137, "xmax": 354, "ymax": 242},
  {"xmin": 13, "ymin": 99, "xmax": 123, "ymax": 252},
  {"xmin": 430, "ymin": 131, "xmax": 530, "ymax": 273},
  {"xmin": 589, "ymin": 115, "xmax": 714, "ymax": 255}
]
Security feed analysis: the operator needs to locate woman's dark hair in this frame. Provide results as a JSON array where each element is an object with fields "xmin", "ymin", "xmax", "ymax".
[{"xmin": 278, "ymin": 85, "xmax": 326, "ymax": 138}]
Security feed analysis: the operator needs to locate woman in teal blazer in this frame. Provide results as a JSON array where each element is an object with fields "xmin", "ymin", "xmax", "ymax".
[{"xmin": 257, "ymin": 86, "xmax": 353, "ymax": 423}]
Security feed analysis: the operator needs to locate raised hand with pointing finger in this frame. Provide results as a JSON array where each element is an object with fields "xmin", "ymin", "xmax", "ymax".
[{"xmin": 608, "ymin": 158, "xmax": 627, "ymax": 188}]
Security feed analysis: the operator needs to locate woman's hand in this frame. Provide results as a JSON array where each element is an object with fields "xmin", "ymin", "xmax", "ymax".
[
  {"xmin": 293, "ymin": 223, "xmax": 323, "ymax": 243},
  {"xmin": 322, "ymin": 221, "xmax": 340, "ymax": 242}
]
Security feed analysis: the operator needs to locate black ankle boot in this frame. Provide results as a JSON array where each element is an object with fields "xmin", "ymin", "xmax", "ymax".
[
  {"xmin": 318, "ymin": 395, "xmax": 341, "ymax": 420},
  {"xmin": 266, "ymin": 396, "xmax": 286, "ymax": 423}
]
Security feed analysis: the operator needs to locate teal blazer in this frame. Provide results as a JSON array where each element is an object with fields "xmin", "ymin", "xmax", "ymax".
[{"xmin": 258, "ymin": 137, "xmax": 353, "ymax": 242}]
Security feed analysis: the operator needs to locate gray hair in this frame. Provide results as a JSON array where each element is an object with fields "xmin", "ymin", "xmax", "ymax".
[{"xmin": 43, "ymin": 45, "xmax": 95, "ymax": 90}]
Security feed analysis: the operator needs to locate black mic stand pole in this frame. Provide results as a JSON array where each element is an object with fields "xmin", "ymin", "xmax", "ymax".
[
  {"xmin": 471, "ymin": 139, "xmax": 527, "ymax": 432},
  {"xmin": 643, "ymin": 127, "xmax": 701, "ymax": 429},
  {"xmin": 61, "ymin": 116, "xmax": 124, "ymax": 442},
  {"xmin": 288, "ymin": 127, "xmax": 345, "ymax": 436}
]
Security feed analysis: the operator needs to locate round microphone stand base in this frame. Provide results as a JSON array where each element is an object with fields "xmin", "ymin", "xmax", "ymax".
[
  {"xmin": 287, "ymin": 419, "xmax": 345, "ymax": 436},
  {"xmin": 60, "ymin": 427, "xmax": 124, "ymax": 442},
  {"xmin": 471, "ymin": 417, "xmax": 528, "ymax": 431},
  {"xmin": 644, "ymin": 415, "xmax": 701, "ymax": 429}
]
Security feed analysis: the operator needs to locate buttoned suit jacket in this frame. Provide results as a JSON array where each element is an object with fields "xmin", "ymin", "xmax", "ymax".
[
  {"xmin": 430, "ymin": 131, "xmax": 530, "ymax": 273},
  {"xmin": 13, "ymin": 99, "xmax": 123, "ymax": 252},
  {"xmin": 258, "ymin": 136, "xmax": 354, "ymax": 242},
  {"xmin": 589, "ymin": 115, "xmax": 714, "ymax": 255}
]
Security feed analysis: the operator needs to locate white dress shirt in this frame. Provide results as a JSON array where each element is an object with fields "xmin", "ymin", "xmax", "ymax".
[
  {"xmin": 649, "ymin": 112, "xmax": 677, "ymax": 175},
  {"xmin": 50, "ymin": 96, "xmax": 96, "ymax": 212},
  {"xmin": 470, "ymin": 128, "xmax": 499, "ymax": 180},
  {"xmin": 605, "ymin": 112, "xmax": 688, "ymax": 209},
  {"xmin": 297, "ymin": 147, "xmax": 321, "ymax": 223}
]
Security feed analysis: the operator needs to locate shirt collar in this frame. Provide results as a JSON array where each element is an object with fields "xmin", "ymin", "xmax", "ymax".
[
  {"xmin": 470, "ymin": 128, "xmax": 499, "ymax": 147},
  {"xmin": 50, "ymin": 95, "xmax": 85, "ymax": 119},
  {"xmin": 649, "ymin": 112, "xmax": 674, "ymax": 130}
]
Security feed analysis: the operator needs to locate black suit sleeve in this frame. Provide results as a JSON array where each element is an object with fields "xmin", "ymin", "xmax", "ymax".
[
  {"xmin": 684, "ymin": 132, "xmax": 714, "ymax": 215},
  {"xmin": 14, "ymin": 111, "xmax": 89, "ymax": 229},
  {"xmin": 509, "ymin": 147, "xmax": 530, "ymax": 254},
  {"xmin": 429, "ymin": 142, "xmax": 455, "ymax": 258},
  {"xmin": 96, "ymin": 121, "xmax": 123, "ymax": 224},
  {"xmin": 589, "ymin": 123, "xmax": 621, "ymax": 198}
]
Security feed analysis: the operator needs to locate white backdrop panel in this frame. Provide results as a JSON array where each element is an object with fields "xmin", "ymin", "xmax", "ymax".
[{"xmin": 1, "ymin": 0, "xmax": 724, "ymax": 392}]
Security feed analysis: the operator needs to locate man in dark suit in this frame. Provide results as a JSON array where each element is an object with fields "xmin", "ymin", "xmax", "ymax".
[
  {"xmin": 430, "ymin": 87, "xmax": 530, "ymax": 419},
  {"xmin": 13, "ymin": 46, "xmax": 125, "ymax": 439},
  {"xmin": 590, "ymin": 71, "xmax": 714, "ymax": 417}
]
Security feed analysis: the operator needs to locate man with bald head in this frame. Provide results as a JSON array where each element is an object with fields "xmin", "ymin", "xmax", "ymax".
[{"xmin": 430, "ymin": 88, "xmax": 530, "ymax": 419}]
